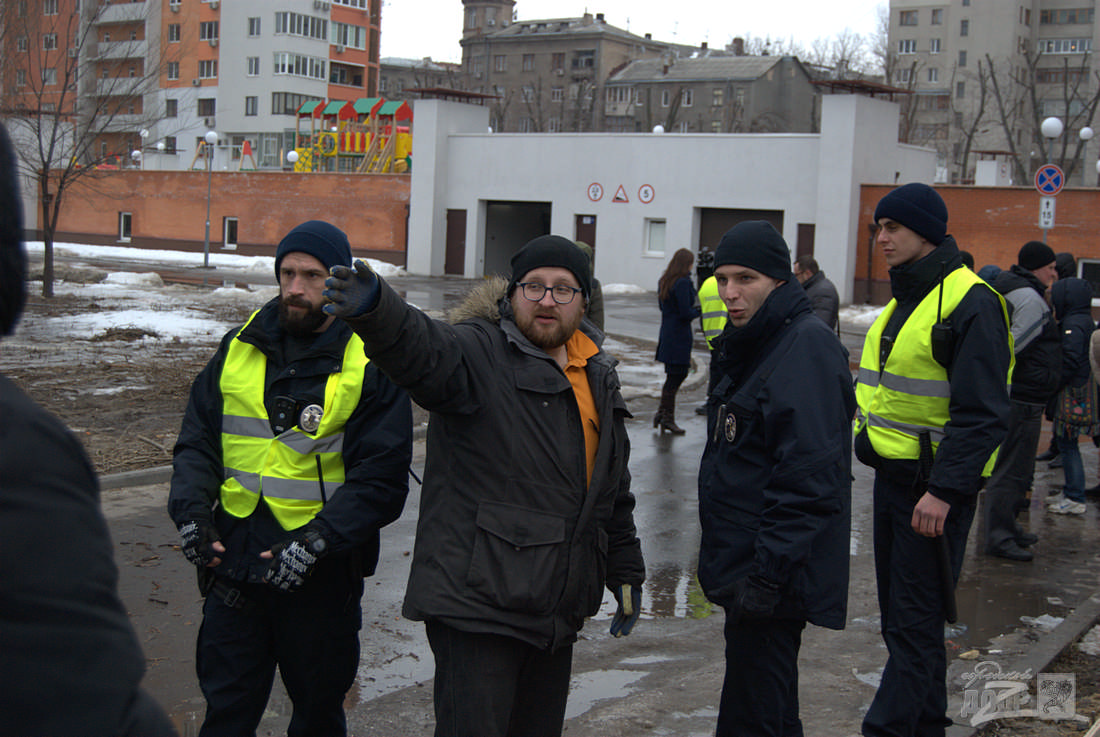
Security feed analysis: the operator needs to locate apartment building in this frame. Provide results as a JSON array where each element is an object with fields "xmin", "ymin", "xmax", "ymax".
[
  {"xmin": 888, "ymin": 0, "xmax": 1100, "ymax": 183},
  {"xmin": 604, "ymin": 54, "xmax": 819, "ymax": 134},
  {"xmin": 2, "ymin": 0, "xmax": 381, "ymax": 172},
  {"xmin": 459, "ymin": 0, "xmax": 672, "ymax": 132},
  {"xmin": 379, "ymin": 56, "xmax": 463, "ymax": 101}
]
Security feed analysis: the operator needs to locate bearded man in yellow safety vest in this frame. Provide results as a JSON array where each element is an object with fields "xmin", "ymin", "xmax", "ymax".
[{"xmin": 168, "ymin": 220, "xmax": 413, "ymax": 737}]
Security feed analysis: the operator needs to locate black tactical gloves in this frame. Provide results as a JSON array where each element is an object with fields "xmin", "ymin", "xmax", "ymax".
[
  {"xmin": 263, "ymin": 525, "xmax": 329, "ymax": 593},
  {"xmin": 178, "ymin": 519, "xmax": 222, "ymax": 567}
]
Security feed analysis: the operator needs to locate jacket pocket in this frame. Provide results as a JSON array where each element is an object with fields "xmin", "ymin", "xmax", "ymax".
[
  {"xmin": 467, "ymin": 501, "xmax": 568, "ymax": 615},
  {"xmin": 582, "ymin": 527, "xmax": 609, "ymax": 615}
]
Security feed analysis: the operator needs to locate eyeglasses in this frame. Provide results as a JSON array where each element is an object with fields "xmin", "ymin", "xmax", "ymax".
[{"xmin": 517, "ymin": 282, "xmax": 583, "ymax": 305}]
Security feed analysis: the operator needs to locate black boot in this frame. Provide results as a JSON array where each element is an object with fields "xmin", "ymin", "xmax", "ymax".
[{"xmin": 658, "ymin": 387, "xmax": 686, "ymax": 435}]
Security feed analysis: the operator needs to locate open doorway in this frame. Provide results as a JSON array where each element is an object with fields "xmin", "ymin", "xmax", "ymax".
[{"xmin": 483, "ymin": 200, "xmax": 551, "ymax": 278}]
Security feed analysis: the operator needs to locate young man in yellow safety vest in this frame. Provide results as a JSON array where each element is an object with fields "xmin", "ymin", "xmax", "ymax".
[
  {"xmin": 168, "ymin": 220, "xmax": 413, "ymax": 737},
  {"xmin": 855, "ymin": 184, "xmax": 1012, "ymax": 736}
]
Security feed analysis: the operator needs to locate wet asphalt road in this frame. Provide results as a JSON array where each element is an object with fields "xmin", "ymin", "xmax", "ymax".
[{"xmin": 98, "ymin": 273, "xmax": 1100, "ymax": 736}]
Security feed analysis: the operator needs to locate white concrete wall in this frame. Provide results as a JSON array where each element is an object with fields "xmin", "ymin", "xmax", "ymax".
[{"xmin": 408, "ymin": 96, "xmax": 938, "ymax": 302}]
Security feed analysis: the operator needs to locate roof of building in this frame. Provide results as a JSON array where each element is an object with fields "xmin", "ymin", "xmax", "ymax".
[
  {"xmin": 380, "ymin": 57, "xmax": 460, "ymax": 72},
  {"xmin": 468, "ymin": 13, "xmax": 666, "ymax": 48},
  {"xmin": 608, "ymin": 55, "xmax": 792, "ymax": 84}
]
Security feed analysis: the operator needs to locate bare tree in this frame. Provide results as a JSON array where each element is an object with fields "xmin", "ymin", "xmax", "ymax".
[
  {"xmin": 951, "ymin": 60, "xmax": 991, "ymax": 182},
  {"xmin": 1, "ymin": 1, "xmax": 176, "ymax": 297}
]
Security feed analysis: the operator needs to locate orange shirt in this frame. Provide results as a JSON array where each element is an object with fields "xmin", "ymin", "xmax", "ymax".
[{"xmin": 563, "ymin": 330, "xmax": 601, "ymax": 485}]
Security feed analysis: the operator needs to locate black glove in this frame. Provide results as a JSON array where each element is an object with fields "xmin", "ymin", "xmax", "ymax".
[
  {"xmin": 735, "ymin": 575, "xmax": 782, "ymax": 619},
  {"xmin": 178, "ymin": 519, "xmax": 221, "ymax": 568},
  {"xmin": 263, "ymin": 526, "xmax": 329, "ymax": 593},
  {"xmin": 610, "ymin": 583, "xmax": 642, "ymax": 637},
  {"xmin": 323, "ymin": 260, "xmax": 379, "ymax": 319}
]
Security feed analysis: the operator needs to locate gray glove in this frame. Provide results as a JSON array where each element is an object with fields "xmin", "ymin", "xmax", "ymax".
[
  {"xmin": 178, "ymin": 520, "xmax": 221, "ymax": 568},
  {"xmin": 323, "ymin": 260, "xmax": 379, "ymax": 319},
  {"xmin": 263, "ymin": 526, "xmax": 329, "ymax": 593}
]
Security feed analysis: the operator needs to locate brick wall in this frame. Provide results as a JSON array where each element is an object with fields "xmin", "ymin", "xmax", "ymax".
[
  {"xmin": 52, "ymin": 170, "xmax": 411, "ymax": 265},
  {"xmin": 855, "ymin": 184, "xmax": 1100, "ymax": 304}
]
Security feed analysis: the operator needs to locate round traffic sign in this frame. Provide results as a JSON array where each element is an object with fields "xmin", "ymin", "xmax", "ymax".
[{"xmin": 1035, "ymin": 164, "xmax": 1065, "ymax": 195}]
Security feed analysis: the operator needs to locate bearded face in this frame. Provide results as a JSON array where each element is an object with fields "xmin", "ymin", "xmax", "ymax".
[
  {"xmin": 276, "ymin": 251, "xmax": 332, "ymax": 336},
  {"xmin": 509, "ymin": 267, "xmax": 586, "ymax": 352}
]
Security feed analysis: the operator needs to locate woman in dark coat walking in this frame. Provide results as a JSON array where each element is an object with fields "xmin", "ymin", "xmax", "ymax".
[{"xmin": 655, "ymin": 248, "xmax": 701, "ymax": 434}]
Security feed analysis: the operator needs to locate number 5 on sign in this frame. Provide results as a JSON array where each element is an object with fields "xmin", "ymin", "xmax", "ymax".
[{"xmin": 1039, "ymin": 196, "xmax": 1056, "ymax": 229}]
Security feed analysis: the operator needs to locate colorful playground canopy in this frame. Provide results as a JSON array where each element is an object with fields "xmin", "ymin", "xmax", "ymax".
[{"xmin": 297, "ymin": 98, "xmax": 413, "ymax": 125}]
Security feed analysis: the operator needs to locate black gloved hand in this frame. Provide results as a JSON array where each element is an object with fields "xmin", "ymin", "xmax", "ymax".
[
  {"xmin": 263, "ymin": 526, "xmax": 329, "ymax": 593},
  {"xmin": 323, "ymin": 260, "xmax": 379, "ymax": 319},
  {"xmin": 610, "ymin": 583, "xmax": 642, "ymax": 637},
  {"xmin": 178, "ymin": 519, "xmax": 222, "ymax": 567},
  {"xmin": 736, "ymin": 575, "xmax": 782, "ymax": 619}
]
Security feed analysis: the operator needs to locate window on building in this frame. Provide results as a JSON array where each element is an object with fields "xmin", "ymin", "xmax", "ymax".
[
  {"xmin": 551, "ymin": 52, "xmax": 564, "ymax": 71},
  {"xmin": 645, "ymin": 219, "xmax": 666, "ymax": 256},
  {"xmin": 521, "ymin": 85, "xmax": 534, "ymax": 102},
  {"xmin": 16, "ymin": 69, "xmax": 26, "ymax": 87},
  {"xmin": 518, "ymin": 117, "xmax": 533, "ymax": 133},
  {"xmin": 548, "ymin": 117, "xmax": 561, "ymax": 132},
  {"xmin": 163, "ymin": 136, "xmax": 177, "ymax": 154},
  {"xmin": 273, "ymin": 52, "xmax": 327, "ymax": 80},
  {"xmin": 43, "ymin": 0, "xmax": 58, "ymax": 14},
  {"xmin": 247, "ymin": 56, "xmax": 260, "ymax": 76},
  {"xmin": 1040, "ymin": 8, "xmax": 1095, "ymax": 24},
  {"xmin": 494, "ymin": 55, "xmax": 506, "ymax": 72},
  {"xmin": 956, "ymin": 81, "xmax": 965, "ymax": 98},
  {"xmin": 198, "ymin": 98, "xmax": 215, "ymax": 116},
  {"xmin": 167, "ymin": 61, "xmax": 179, "ymax": 80},
  {"xmin": 898, "ymin": 39, "xmax": 917, "ymax": 54},
  {"xmin": 712, "ymin": 88, "xmax": 723, "ymax": 106},
  {"xmin": 960, "ymin": 19, "xmax": 969, "ymax": 36},
  {"xmin": 551, "ymin": 86, "xmax": 563, "ymax": 102},
  {"xmin": 17, "ymin": 36, "xmax": 27, "ymax": 52},
  {"xmin": 200, "ymin": 21, "xmax": 219, "ymax": 41},
  {"xmin": 165, "ymin": 98, "xmax": 178, "ymax": 117},
  {"xmin": 661, "ymin": 89, "xmax": 670, "ymax": 107},
  {"xmin": 41, "ymin": 67, "xmax": 57, "ymax": 85},
  {"xmin": 522, "ymin": 53, "xmax": 535, "ymax": 72},
  {"xmin": 928, "ymin": 67, "xmax": 938, "ymax": 82},
  {"xmin": 682, "ymin": 88, "xmax": 694, "ymax": 107},
  {"xmin": 1022, "ymin": 7, "xmax": 1030, "ymax": 25},
  {"xmin": 929, "ymin": 38, "xmax": 941, "ymax": 53},
  {"xmin": 931, "ymin": 8, "xmax": 943, "ymax": 25},
  {"xmin": 899, "ymin": 10, "xmax": 918, "ymax": 26},
  {"xmin": 245, "ymin": 96, "xmax": 258, "ymax": 116},
  {"xmin": 1037, "ymin": 38, "xmax": 1092, "ymax": 54},
  {"xmin": 572, "ymin": 49, "xmax": 595, "ymax": 69},
  {"xmin": 168, "ymin": 24, "xmax": 180, "ymax": 42},
  {"xmin": 118, "ymin": 213, "xmax": 132, "ymax": 243},
  {"xmin": 275, "ymin": 12, "xmax": 328, "ymax": 40},
  {"xmin": 331, "ymin": 21, "xmax": 366, "ymax": 49},
  {"xmin": 958, "ymin": 50, "xmax": 967, "ymax": 66},
  {"xmin": 199, "ymin": 59, "xmax": 217, "ymax": 78},
  {"xmin": 271, "ymin": 91, "xmax": 323, "ymax": 115},
  {"xmin": 43, "ymin": 33, "xmax": 57, "ymax": 50},
  {"xmin": 962, "ymin": 0, "xmax": 969, "ymax": 6},
  {"xmin": 896, "ymin": 68, "xmax": 912, "ymax": 83},
  {"xmin": 248, "ymin": 17, "xmax": 261, "ymax": 37}
]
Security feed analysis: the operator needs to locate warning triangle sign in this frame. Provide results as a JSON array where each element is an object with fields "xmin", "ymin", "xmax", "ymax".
[{"xmin": 612, "ymin": 185, "xmax": 629, "ymax": 203}]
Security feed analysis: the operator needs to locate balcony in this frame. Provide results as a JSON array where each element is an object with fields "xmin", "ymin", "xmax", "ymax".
[
  {"xmin": 94, "ymin": 2, "xmax": 148, "ymax": 25},
  {"xmin": 94, "ymin": 76, "xmax": 147, "ymax": 98},
  {"xmin": 97, "ymin": 39, "xmax": 148, "ymax": 60}
]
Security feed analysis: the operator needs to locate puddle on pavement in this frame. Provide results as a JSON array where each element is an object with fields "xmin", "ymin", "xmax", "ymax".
[{"xmin": 565, "ymin": 669, "xmax": 646, "ymax": 720}]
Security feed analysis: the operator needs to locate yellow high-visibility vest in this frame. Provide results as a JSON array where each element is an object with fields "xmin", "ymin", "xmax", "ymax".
[
  {"xmin": 855, "ymin": 267, "xmax": 1012, "ymax": 476},
  {"xmin": 219, "ymin": 311, "xmax": 368, "ymax": 530},
  {"xmin": 698, "ymin": 275, "xmax": 728, "ymax": 350}
]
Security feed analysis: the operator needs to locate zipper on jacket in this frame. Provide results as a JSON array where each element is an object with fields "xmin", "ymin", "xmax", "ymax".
[{"xmin": 316, "ymin": 455, "xmax": 327, "ymax": 504}]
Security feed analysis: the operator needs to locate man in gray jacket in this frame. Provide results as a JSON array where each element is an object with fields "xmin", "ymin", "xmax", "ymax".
[
  {"xmin": 323, "ymin": 235, "xmax": 645, "ymax": 737},
  {"xmin": 793, "ymin": 256, "xmax": 840, "ymax": 330}
]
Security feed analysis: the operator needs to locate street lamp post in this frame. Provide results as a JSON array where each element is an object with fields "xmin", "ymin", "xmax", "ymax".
[
  {"xmin": 1039, "ymin": 117, "xmax": 1063, "ymax": 244},
  {"xmin": 155, "ymin": 140, "xmax": 165, "ymax": 170},
  {"xmin": 203, "ymin": 130, "xmax": 218, "ymax": 269},
  {"xmin": 139, "ymin": 129, "xmax": 148, "ymax": 170},
  {"xmin": 1080, "ymin": 126, "xmax": 1094, "ymax": 185}
]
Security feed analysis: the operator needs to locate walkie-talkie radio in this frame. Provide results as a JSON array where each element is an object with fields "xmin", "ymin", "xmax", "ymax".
[{"xmin": 931, "ymin": 263, "xmax": 955, "ymax": 367}]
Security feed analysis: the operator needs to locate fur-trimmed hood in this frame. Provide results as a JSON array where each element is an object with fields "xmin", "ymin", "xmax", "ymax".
[{"xmin": 447, "ymin": 275, "xmax": 508, "ymax": 325}]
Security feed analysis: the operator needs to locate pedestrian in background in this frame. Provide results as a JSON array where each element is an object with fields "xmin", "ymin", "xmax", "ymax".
[
  {"xmin": 1046, "ymin": 277, "xmax": 1098, "ymax": 516},
  {"xmin": 168, "ymin": 221, "xmax": 414, "ymax": 737},
  {"xmin": 983, "ymin": 241, "xmax": 1061, "ymax": 561},
  {"xmin": 655, "ymin": 247, "xmax": 701, "ymax": 434},
  {"xmin": 698, "ymin": 221, "xmax": 854, "ymax": 736},
  {"xmin": 0, "ymin": 123, "xmax": 177, "ymax": 737},
  {"xmin": 575, "ymin": 241, "xmax": 604, "ymax": 332},
  {"xmin": 855, "ymin": 183, "xmax": 1012, "ymax": 735},
  {"xmin": 322, "ymin": 234, "xmax": 645, "ymax": 737},
  {"xmin": 1036, "ymin": 251, "xmax": 1080, "ymax": 468},
  {"xmin": 793, "ymin": 255, "xmax": 840, "ymax": 330}
]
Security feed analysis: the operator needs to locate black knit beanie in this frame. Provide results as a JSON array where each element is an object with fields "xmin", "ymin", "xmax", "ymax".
[
  {"xmin": 508, "ymin": 235, "xmax": 592, "ymax": 298},
  {"xmin": 1018, "ymin": 240, "xmax": 1056, "ymax": 271},
  {"xmin": 274, "ymin": 220, "xmax": 352, "ymax": 278},
  {"xmin": 713, "ymin": 221, "xmax": 792, "ymax": 281},
  {"xmin": 873, "ymin": 182, "xmax": 948, "ymax": 245},
  {"xmin": 0, "ymin": 123, "xmax": 25, "ymax": 337}
]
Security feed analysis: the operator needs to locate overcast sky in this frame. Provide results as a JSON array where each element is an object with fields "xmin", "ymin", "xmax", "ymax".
[{"xmin": 379, "ymin": 1, "xmax": 887, "ymax": 63}]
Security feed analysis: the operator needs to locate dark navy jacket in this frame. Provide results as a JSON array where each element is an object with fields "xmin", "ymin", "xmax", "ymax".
[
  {"xmin": 697, "ymin": 279, "xmax": 855, "ymax": 630},
  {"xmin": 1052, "ymin": 277, "xmax": 1095, "ymax": 390},
  {"xmin": 656, "ymin": 276, "xmax": 701, "ymax": 366}
]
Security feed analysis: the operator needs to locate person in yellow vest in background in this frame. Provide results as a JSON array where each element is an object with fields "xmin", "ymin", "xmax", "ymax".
[
  {"xmin": 168, "ymin": 220, "xmax": 413, "ymax": 737},
  {"xmin": 695, "ymin": 273, "xmax": 729, "ymax": 414},
  {"xmin": 855, "ymin": 184, "xmax": 1012, "ymax": 736}
]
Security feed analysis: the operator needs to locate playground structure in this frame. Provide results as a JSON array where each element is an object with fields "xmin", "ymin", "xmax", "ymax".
[{"xmin": 289, "ymin": 97, "xmax": 413, "ymax": 174}]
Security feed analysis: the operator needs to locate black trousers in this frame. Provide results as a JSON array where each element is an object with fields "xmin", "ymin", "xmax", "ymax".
[
  {"xmin": 863, "ymin": 474, "xmax": 974, "ymax": 737},
  {"xmin": 426, "ymin": 619, "xmax": 573, "ymax": 737},
  {"xmin": 195, "ymin": 569, "xmax": 363, "ymax": 737},
  {"xmin": 716, "ymin": 615, "xmax": 805, "ymax": 737},
  {"xmin": 983, "ymin": 400, "xmax": 1044, "ymax": 551}
]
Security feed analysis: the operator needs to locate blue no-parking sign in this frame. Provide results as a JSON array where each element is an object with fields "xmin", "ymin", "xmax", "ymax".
[{"xmin": 1035, "ymin": 164, "xmax": 1065, "ymax": 195}]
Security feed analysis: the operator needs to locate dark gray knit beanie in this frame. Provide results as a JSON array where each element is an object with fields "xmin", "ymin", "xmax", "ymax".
[
  {"xmin": 873, "ymin": 183, "xmax": 948, "ymax": 245},
  {"xmin": 713, "ymin": 221, "xmax": 792, "ymax": 281},
  {"xmin": 508, "ymin": 235, "xmax": 592, "ymax": 298},
  {"xmin": 274, "ymin": 220, "xmax": 352, "ymax": 278}
]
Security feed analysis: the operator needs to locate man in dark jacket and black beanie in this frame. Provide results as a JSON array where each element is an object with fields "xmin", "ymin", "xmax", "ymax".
[
  {"xmin": 697, "ymin": 221, "xmax": 855, "ymax": 736},
  {"xmin": 856, "ymin": 183, "xmax": 1012, "ymax": 736},
  {"xmin": 982, "ymin": 241, "xmax": 1061, "ymax": 561},
  {"xmin": 323, "ymin": 234, "xmax": 645, "ymax": 737},
  {"xmin": 0, "ymin": 126, "xmax": 177, "ymax": 735},
  {"xmin": 168, "ymin": 220, "xmax": 413, "ymax": 737}
]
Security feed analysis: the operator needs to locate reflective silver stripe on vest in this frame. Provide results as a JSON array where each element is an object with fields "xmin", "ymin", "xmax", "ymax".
[
  {"xmin": 223, "ymin": 414, "xmax": 273, "ymax": 439},
  {"xmin": 866, "ymin": 413, "xmax": 947, "ymax": 443},
  {"xmin": 224, "ymin": 468, "xmax": 261, "ymax": 491},
  {"xmin": 857, "ymin": 368, "xmax": 880, "ymax": 389},
  {"xmin": 279, "ymin": 429, "xmax": 344, "ymax": 455},
  {"xmin": 878, "ymin": 371, "xmax": 951, "ymax": 399}
]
